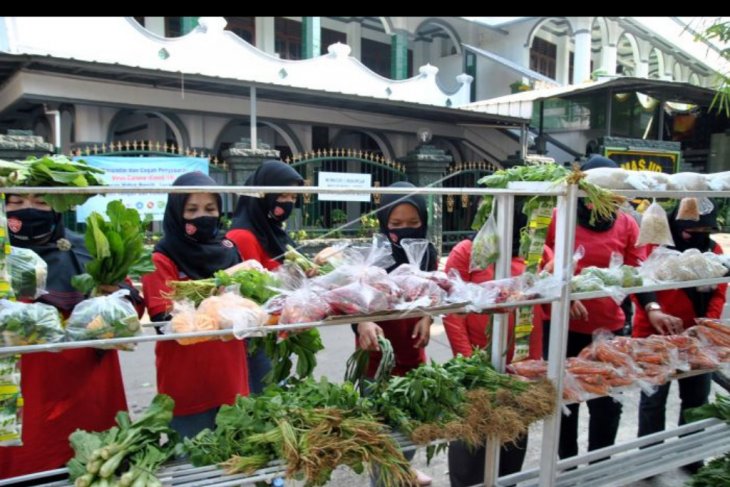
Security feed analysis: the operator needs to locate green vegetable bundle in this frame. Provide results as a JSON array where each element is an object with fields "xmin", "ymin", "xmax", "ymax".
[
  {"xmin": 261, "ymin": 328, "xmax": 325, "ymax": 385},
  {"xmin": 0, "ymin": 301, "xmax": 65, "ymax": 346},
  {"xmin": 186, "ymin": 378, "xmax": 412, "ymax": 487},
  {"xmin": 67, "ymin": 394, "xmax": 180, "ymax": 487},
  {"xmin": 344, "ymin": 336, "xmax": 395, "ymax": 392},
  {"xmin": 8, "ymin": 247, "xmax": 47, "ymax": 299},
  {"xmin": 72, "ymin": 200, "xmax": 151, "ymax": 296},
  {"xmin": 165, "ymin": 268, "xmax": 280, "ymax": 306},
  {"xmin": 0, "ymin": 156, "xmax": 106, "ymax": 213}
]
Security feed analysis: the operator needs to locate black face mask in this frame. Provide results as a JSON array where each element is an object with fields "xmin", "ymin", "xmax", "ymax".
[
  {"xmin": 7, "ymin": 208, "xmax": 56, "ymax": 243},
  {"xmin": 183, "ymin": 216, "xmax": 220, "ymax": 243},
  {"xmin": 269, "ymin": 201, "xmax": 294, "ymax": 223},
  {"xmin": 386, "ymin": 226, "xmax": 426, "ymax": 247},
  {"xmin": 681, "ymin": 231, "xmax": 711, "ymax": 251}
]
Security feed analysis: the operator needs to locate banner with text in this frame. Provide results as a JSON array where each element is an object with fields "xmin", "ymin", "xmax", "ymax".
[
  {"xmin": 74, "ymin": 156, "xmax": 209, "ymax": 222},
  {"xmin": 317, "ymin": 171, "xmax": 371, "ymax": 202}
]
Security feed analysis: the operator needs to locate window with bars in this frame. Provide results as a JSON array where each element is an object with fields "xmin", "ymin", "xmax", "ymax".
[{"xmin": 530, "ymin": 37, "xmax": 557, "ymax": 80}]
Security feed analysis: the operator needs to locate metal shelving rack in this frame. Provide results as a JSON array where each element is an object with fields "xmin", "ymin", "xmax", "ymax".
[{"xmin": 1, "ymin": 183, "xmax": 730, "ymax": 486}]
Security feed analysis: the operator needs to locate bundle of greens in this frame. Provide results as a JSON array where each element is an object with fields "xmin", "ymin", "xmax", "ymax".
[
  {"xmin": 344, "ymin": 336, "xmax": 395, "ymax": 392},
  {"xmin": 285, "ymin": 245, "xmax": 334, "ymax": 275},
  {"xmin": 71, "ymin": 200, "xmax": 151, "ymax": 296},
  {"xmin": 0, "ymin": 301, "xmax": 65, "ymax": 346},
  {"xmin": 165, "ymin": 268, "xmax": 280, "ymax": 307},
  {"xmin": 375, "ymin": 351, "xmax": 556, "ymax": 459},
  {"xmin": 5, "ymin": 156, "xmax": 106, "ymax": 213},
  {"xmin": 7, "ymin": 247, "xmax": 47, "ymax": 299},
  {"xmin": 185, "ymin": 378, "xmax": 412, "ymax": 487},
  {"xmin": 67, "ymin": 394, "xmax": 180, "ymax": 487},
  {"xmin": 684, "ymin": 394, "xmax": 730, "ymax": 486},
  {"xmin": 261, "ymin": 328, "xmax": 325, "ymax": 385}
]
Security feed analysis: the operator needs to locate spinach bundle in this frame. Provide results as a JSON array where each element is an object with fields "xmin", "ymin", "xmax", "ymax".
[
  {"xmin": 67, "ymin": 394, "xmax": 180, "ymax": 487},
  {"xmin": 72, "ymin": 200, "xmax": 152, "ymax": 296},
  {"xmin": 6, "ymin": 156, "xmax": 106, "ymax": 213}
]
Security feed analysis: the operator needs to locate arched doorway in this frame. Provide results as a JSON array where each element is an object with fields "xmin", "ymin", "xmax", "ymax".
[
  {"xmin": 526, "ymin": 17, "xmax": 574, "ymax": 83},
  {"xmin": 213, "ymin": 120, "xmax": 301, "ymax": 163},
  {"xmin": 616, "ymin": 31, "xmax": 640, "ymax": 76},
  {"xmin": 107, "ymin": 110, "xmax": 188, "ymax": 148}
]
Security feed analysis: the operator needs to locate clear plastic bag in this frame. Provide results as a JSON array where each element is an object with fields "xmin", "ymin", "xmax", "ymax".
[
  {"xmin": 625, "ymin": 171, "xmax": 670, "ymax": 191},
  {"xmin": 707, "ymin": 171, "xmax": 730, "ymax": 191},
  {"xmin": 470, "ymin": 205, "xmax": 500, "ymax": 271},
  {"xmin": 641, "ymin": 247, "xmax": 728, "ymax": 282},
  {"xmin": 311, "ymin": 238, "xmax": 396, "ymax": 291},
  {"xmin": 391, "ymin": 274, "xmax": 446, "ymax": 308},
  {"xmin": 7, "ymin": 247, "xmax": 47, "ymax": 300},
  {"xmin": 277, "ymin": 285, "xmax": 332, "ymax": 325},
  {"xmin": 0, "ymin": 300, "xmax": 64, "ymax": 346},
  {"xmin": 676, "ymin": 198, "xmax": 701, "ymax": 221},
  {"xmin": 583, "ymin": 167, "xmax": 631, "ymax": 189},
  {"xmin": 668, "ymin": 172, "xmax": 708, "ymax": 191},
  {"xmin": 168, "ymin": 299, "xmax": 218, "ymax": 345},
  {"xmin": 445, "ymin": 270, "xmax": 499, "ymax": 311},
  {"xmin": 197, "ymin": 292, "xmax": 268, "ymax": 339},
  {"xmin": 323, "ymin": 281, "xmax": 392, "ymax": 316},
  {"xmin": 571, "ymin": 252, "xmax": 638, "ymax": 302},
  {"xmin": 577, "ymin": 330, "xmax": 641, "ymax": 375},
  {"xmin": 637, "ymin": 200, "xmax": 674, "ymax": 247},
  {"xmin": 0, "ymin": 356, "xmax": 22, "ymax": 446},
  {"xmin": 66, "ymin": 290, "xmax": 141, "ymax": 345}
]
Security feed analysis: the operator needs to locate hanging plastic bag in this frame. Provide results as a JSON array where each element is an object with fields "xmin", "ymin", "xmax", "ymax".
[
  {"xmin": 676, "ymin": 198, "xmax": 701, "ymax": 221},
  {"xmin": 470, "ymin": 204, "xmax": 500, "ymax": 271},
  {"xmin": 7, "ymin": 247, "xmax": 47, "ymax": 300},
  {"xmin": 0, "ymin": 300, "xmax": 65, "ymax": 346},
  {"xmin": 698, "ymin": 197, "xmax": 714, "ymax": 216},
  {"xmin": 637, "ymin": 200, "xmax": 674, "ymax": 247}
]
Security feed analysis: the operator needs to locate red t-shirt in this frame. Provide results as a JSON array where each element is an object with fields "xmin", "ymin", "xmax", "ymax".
[
  {"xmin": 226, "ymin": 229, "xmax": 281, "ymax": 271},
  {"xmin": 545, "ymin": 211, "xmax": 644, "ymax": 334},
  {"xmin": 443, "ymin": 239, "xmax": 544, "ymax": 363},
  {"xmin": 142, "ymin": 252, "xmax": 249, "ymax": 416},
  {"xmin": 633, "ymin": 242, "xmax": 727, "ymax": 338}
]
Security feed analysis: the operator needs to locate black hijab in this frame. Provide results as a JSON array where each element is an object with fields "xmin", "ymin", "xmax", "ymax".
[
  {"xmin": 231, "ymin": 160, "xmax": 304, "ymax": 262},
  {"xmin": 7, "ymin": 205, "xmax": 90, "ymax": 313},
  {"xmin": 154, "ymin": 172, "xmax": 241, "ymax": 280},
  {"xmin": 376, "ymin": 181, "xmax": 438, "ymax": 273},
  {"xmin": 578, "ymin": 155, "xmax": 619, "ymax": 232},
  {"xmin": 668, "ymin": 200, "xmax": 720, "ymax": 317}
]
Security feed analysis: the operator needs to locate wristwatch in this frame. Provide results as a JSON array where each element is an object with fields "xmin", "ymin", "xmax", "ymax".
[{"xmin": 645, "ymin": 302, "xmax": 662, "ymax": 313}]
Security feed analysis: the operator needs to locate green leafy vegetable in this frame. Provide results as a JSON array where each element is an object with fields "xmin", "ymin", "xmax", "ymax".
[{"xmin": 71, "ymin": 200, "xmax": 150, "ymax": 295}]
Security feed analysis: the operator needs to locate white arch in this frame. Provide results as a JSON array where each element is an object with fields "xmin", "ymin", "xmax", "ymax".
[
  {"xmin": 525, "ymin": 17, "xmax": 574, "ymax": 48},
  {"xmin": 212, "ymin": 119, "xmax": 303, "ymax": 155},
  {"xmin": 378, "ymin": 17, "xmax": 394, "ymax": 35},
  {"xmin": 616, "ymin": 31, "xmax": 640, "ymax": 74},
  {"xmin": 414, "ymin": 18, "xmax": 462, "ymax": 55},
  {"xmin": 688, "ymin": 72, "xmax": 701, "ymax": 86},
  {"xmin": 649, "ymin": 48, "xmax": 665, "ymax": 79}
]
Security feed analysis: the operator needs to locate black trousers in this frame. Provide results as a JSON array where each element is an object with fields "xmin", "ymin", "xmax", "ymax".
[
  {"xmin": 447, "ymin": 434, "xmax": 528, "ymax": 487},
  {"xmin": 638, "ymin": 372, "xmax": 711, "ymax": 437},
  {"xmin": 543, "ymin": 323, "xmax": 623, "ymax": 459}
]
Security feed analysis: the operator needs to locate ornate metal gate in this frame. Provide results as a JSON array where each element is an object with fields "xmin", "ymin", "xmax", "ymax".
[
  {"xmin": 286, "ymin": 149, "xmax": 406, "ymax": 239},
  {"xmin": 441, "ymin": 161, "xmax": 495, "ymax": 252}
]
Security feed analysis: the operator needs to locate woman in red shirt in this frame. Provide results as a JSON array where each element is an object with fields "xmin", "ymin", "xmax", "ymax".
[
  {"xmin": 142, "ymin": 172, "xmax": 248, "ymax": 439},
  {"xmin": 0, "ymin": 194, "xmax": 141, "ymax": 478},
  {"xmin": 544, "ymin": 156, "xmax": 644, "ymax": 459},
  {"xmin": 355, "ymin": 181, "xmax": 436, "ymax": 486},
  {"xmin": 443, "ymin": 203, "xmax": 543, "ymax": 485},
  {"xmin": 633, "ymin": 200, "xmax": 726, "ymax": 474},
  {"xmin": 226, "ymin": 160, "xmax": 304, "ymax": 393}
]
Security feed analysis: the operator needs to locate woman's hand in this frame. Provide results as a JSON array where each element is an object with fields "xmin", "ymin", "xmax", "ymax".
[
  {"xmin": 357, "ymin": 321, "xmax": 383, "ymax": 351},
  {"xmin": 412, "ymin": 316, "xmax": 432, "ymax": 348},
  {"xmin": 570, "ymin": 301, "xmax": 589, "ymax": 321},
  {"xmin": 648, "ymin": 310, "xmax": 684, "ymax": 335},
  {"xmin": 224, "ymin": 259, "xmax": 265, "ymax": 275},
  {"xmin": 313, "ymin": 246, "xmax": 342, "ymax": 266}
]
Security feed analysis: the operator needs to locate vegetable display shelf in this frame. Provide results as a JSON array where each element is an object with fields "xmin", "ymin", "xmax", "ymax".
[{"xmin": 4, "ymin": 182, "xmax": 730, "ymax": 487}]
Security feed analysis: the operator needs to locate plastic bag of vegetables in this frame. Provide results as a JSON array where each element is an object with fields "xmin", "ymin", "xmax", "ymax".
[
  {"xmin": 637, "ymin": 200, "xmax": 674, "ymax": 247},
  {"xmin": 65, "ymin": 290, "xmax": 141, "ymax": 347},
  {"xmin": 197, "ymin": 292, "xmax": 268, "ymax": 339},
  {"xmin": 641, "ymin": 247, "xmax": 729, "ymax": 282},
  {"xmin": 0, "ymin": 300, "xmax": 64, "ymax": 346},
  {"xmin": 8, "ymin": 247, "xmax": 47, "ymax": 300},
  {"xmin": 470, "ymin": 205, "xmax": 500, "ymax": 271}
]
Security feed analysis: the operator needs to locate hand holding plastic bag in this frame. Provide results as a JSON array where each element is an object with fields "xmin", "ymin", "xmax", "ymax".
[
  {"xmin": 66, "ymin": 290, "xmax": 141, "ymax": 349},
  {"xmin": 470, "ymin": 205, "xmax": 499, "ymax": 271}
]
